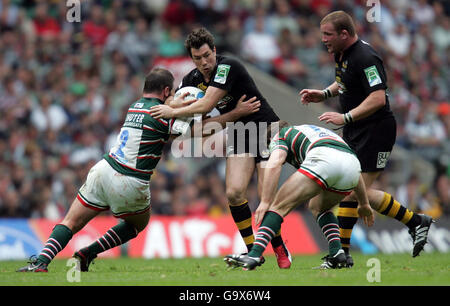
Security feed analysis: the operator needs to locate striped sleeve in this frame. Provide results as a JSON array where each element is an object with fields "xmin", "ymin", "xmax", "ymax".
[{"xmin": 269, "ymin": 132, "xmax": 289, "ymax": 154}]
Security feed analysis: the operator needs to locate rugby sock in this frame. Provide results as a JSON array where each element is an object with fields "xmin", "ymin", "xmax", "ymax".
[
  {"xmin": 270, "ymin": 230, "xmax": 283, "ymax": 248},
  {"xmin": 337, "ymin": 201, "xmax": 359, "ymax": 254},
  {"xmin": 248, "ymin": 211, "xmax": 283, "ymax": 258},
  {"xmin": 86, "ymin": 221, "xmax": 138, "ymax": 256},
  {"xmin": 38, "ymin": 224, "xmax": 73, "ymax": 265},
  {"xmin": 377, "ymin": 192, "xmax": 421, "ymax": 229},
  {"xmin": 229, "ymin": 201, "xmax": 255, "ymax": 252},
  {"xmin": 317, "ymin": 211, "xmax": 342, "ymax": 256}
]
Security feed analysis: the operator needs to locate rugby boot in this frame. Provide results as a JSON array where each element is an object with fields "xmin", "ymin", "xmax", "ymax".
[
  {"xmin": 273, "ymin": 241, "xmax": 292, "ymax": 269},
  {"xmin": 224, "ymin": 253, "xmax": 263, "ymax": 271},
  {"xmin": 224, "ymin": 253, "xmax": 265, "ymax": 268},
  {"xmin": 17, "ymin": 255, "xmax": 48, "ymax": 272},
  {"xmin": 314, "ymin": 249, "xmax": 346, "ymax": 269},
  {"xmin": 73, "ymin": 247, "xmax": 97, "ymax": 272},
  {"xmin": 345, "ymin": 253, "xmax": 354, "ymax": 268},
  {"xmin": 410, "ymin": 214, "xmax": 434, "ymax": 257}
]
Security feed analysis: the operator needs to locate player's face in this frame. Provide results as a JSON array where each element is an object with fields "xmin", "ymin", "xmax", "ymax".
[
  {"xmin": 190, "ymin": 44, "xmax": 216, "ymax": 79},
  {"xmin": 320, "ymin": 22, "xmax": 344, "ymax": 54}
]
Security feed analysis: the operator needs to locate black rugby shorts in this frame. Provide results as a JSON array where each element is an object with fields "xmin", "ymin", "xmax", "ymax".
[
  {"xmin": 343, "ymin": 116, "xmax": 396, "ymax": 173},
  {"xmin": 226, "ymin": 122, "xmax": 271, "ymax": 164}
]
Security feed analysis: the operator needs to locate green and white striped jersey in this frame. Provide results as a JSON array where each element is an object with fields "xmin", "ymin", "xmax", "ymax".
[
  {"xmin": 269, "ymin": 124, "xmax": 355, "ymax": 168},
  {"xmin": 104, "ymin": 97, "xmax": 174, "ymax": 181}
]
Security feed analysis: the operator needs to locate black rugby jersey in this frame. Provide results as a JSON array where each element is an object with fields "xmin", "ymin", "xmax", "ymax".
[
  {"xmin": 179, "ymin": 54, "xmax": 279, "ymax": 124},
  {"xmin": 334, "ymin": 39, "xmax": 394, "ymax": 127}
]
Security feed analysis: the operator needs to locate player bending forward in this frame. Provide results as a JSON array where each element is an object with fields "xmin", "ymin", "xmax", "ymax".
[
  {"xmin": 17, "ymin": 68, "xmax": 184, "ymax": 272},
  {"xmin": 225, "ymin": 122, "xmax": 374, "ymax": 270}
]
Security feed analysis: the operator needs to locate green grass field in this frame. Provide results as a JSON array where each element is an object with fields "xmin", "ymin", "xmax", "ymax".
[{"xmin": 1, "ymin": 252, "xmax": 449, "ymax": 286}]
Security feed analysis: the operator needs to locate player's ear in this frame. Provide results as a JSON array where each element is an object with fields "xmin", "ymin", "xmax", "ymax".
[
  {"xmin": 164, "ymin": 86, "xmax": 172, "ymax": 98},
  {"xmin": 340, "ymin": 29, "xmax": 349, "ymax": 40}
]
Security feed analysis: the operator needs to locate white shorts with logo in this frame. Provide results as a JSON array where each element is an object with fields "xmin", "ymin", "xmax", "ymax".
[
  {"xmin": 77, "ymin": 159, "xmax": 151, "ymax": 218},
  {"xmin": 298, "ymin": 146, "xmax": 361, "ymax": 195}
]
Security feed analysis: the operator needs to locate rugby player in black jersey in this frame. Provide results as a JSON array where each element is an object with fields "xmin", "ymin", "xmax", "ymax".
[
  {"xmin": 299, "ymin": 11, "xmax": 433, "ymax": 265},
  {"xmin": 150, "ymin": 27, "xmax": 292, "ymax": 269}
]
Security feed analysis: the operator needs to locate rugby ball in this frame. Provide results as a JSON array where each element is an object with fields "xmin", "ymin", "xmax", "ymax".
[
  {"xmin": 174, "ymin": 86, "xmax": 205, "ymax": 101},
  {"xmin": 171, "ymin": 87, "xmax": 205, "ymax": 135}
]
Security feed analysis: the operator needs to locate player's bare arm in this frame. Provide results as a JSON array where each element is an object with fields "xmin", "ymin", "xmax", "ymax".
[
  {"xmin": 150, "ymin": 86, "xmax": 227, "ymax": 119},
  {"xmin": 318, "ymin": 89, "xmax": 386, "ymax": 126},
  {"xmin": 196, "ymin": 95, "xmax": 261, "ymax": 136},
  {"xmin": 254, "ymin": 149, "xmax": 287, "ymax": 225}
]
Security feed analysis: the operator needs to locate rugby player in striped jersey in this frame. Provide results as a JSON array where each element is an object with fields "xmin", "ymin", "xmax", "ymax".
[
  {"xmin": 17, "ymin": 67, "xmax": 259, "ymax": 272},
  {"xmin": 225, "ymin": 122, "xmax": 374, "ymax": 270}
]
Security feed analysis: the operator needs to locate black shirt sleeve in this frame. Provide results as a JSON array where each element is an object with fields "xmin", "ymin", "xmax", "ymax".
[
  {"xmin": 209, "ymin": 57, "xmax": 244, "ymax": 92},
  {"xmin": 356, "ymin": 45, "xmax": 387, "ymax": 95}
]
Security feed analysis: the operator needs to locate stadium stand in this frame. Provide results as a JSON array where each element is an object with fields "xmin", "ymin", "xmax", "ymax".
[{"xmin": 0, "ymin": 0, "xmax": 448, "ymax": 221}]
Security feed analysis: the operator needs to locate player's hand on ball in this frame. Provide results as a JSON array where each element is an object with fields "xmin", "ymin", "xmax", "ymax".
[
  {"xmin": 150, "ymin": 104, "xmax": 175, "ymax": 119},
  {"xmin": 170, "ymin": 92, "xmax": 197, "ymax": 108}
]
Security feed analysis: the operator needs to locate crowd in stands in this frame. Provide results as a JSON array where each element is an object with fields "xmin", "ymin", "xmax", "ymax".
[{"xmin": 0, "ymin": 0, "xmax": 448, "ymax": 220}]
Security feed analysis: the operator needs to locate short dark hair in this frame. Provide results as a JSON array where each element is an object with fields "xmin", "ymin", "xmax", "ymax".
[
  {"xmin": 267, "ymin": 120, "xmax": 290, "ymax": 146},
  {"xmin": 320, "ymin": 11, "xmax": 356, "ymax": 37},
  {"xmin": 143, "ymin": 67, "xmax": 174, "ymax": 94},
  {"xmin": 184, "ymin": 27, "xmax": 215, "ymax": 58}
]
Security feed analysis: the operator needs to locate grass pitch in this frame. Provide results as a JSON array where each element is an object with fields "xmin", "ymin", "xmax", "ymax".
[{"xmin": 1, "ymin": 252, "xmax": 449, "ymax": 286}]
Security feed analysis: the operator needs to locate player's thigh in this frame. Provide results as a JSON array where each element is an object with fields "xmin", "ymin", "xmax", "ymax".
[
  {"xmin": 308, "ymin": 191, "xmax": 346, "ymax": 218},
  {"xmin": 121, "ymin": 209, "xmax": 151, "ymax": 233},
  {"xmin": 271, "ymin": 171, "xmax": 322, "ymax": 217},
  {"xmin": 104, "ymin": 173, "xmax": 151, "ymax": 219},
  {"xmin": 61, "ymin": 197, "xmax": 100, "ymax": 234},
  {"xmin": 343, "ymin": 171, "xmax": 381, "ymax": 202},
  {"xmin": 225, "ymin": 154, "xmax": 255, "ymax": 204}
]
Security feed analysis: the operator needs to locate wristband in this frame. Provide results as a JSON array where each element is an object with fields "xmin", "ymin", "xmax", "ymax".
[
  {"xmin": 322, "ymin": 88, "xmax": 332, "ymax": 99},
  {"xmin": 343, "ymin": 112, "xmax": 353, "ymax": 124}
]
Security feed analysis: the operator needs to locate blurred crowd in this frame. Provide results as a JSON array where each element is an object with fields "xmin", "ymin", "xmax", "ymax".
[{"xmin": 0, "ymin": 0, "xmax": 448, "ymax": 220}]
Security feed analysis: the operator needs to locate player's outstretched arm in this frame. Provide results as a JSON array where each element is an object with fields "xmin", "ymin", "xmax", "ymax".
[
  {"xmin": 190, "ymin": 94, "xmax": 260, "ymax": 137},
  {"xmin": 254, "ymin": 149, "xmax": 287, "ymax": 225},
  {"xmin": 150, "ymin": 86, "xmax": 227, "ymax": 119}
]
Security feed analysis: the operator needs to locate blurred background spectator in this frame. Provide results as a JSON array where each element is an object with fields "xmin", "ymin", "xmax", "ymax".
[{"xmin": 0, "ymin": 0, "xmax": 448, "ymax": 220}]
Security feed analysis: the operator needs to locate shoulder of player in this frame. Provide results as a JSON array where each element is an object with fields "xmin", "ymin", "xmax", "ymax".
[
  {"xmin": 349, "ymin": 40, "xmax": 383, "ymax": 68},
  {"xmin": 181, "ymin": 68, "xmax": 201, "ymax": 85},
  {"xmin": 130, "ymin": 98, "xmax": 161, "ymax": 109},
  {"xmin": 216, "ymin": 54, "xmax": 244, "ymax": 69}
]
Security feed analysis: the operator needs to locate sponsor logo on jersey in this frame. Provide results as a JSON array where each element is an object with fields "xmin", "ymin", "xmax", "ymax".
[
  {"xmin": 214, "ymin": 64, "xmax": 230, "ymax": 84},
  {"xmin": 376, "ymin": 151, "xmax": 390, "ymax": 168},
  {"xmin": 364, "ymin": 65, "xmax": 382, "ymax": 87}
]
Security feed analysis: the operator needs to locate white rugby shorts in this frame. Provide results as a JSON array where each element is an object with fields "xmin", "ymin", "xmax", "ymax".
[
  {"xmin": 298, "ymin": 146, "xmax": 361, "ymax": 195},
  {"xmin": 77, "ymin": 159, "xmax": 151, "ymax": 218}
]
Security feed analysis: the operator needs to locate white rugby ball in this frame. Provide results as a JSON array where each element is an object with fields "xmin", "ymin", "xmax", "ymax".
[
  {"xmin": 171, "ymin": 87, "xmax": 205, "ymax": 135},
  {"xmin": 174, "ymin": 86, "xmax": 205, "ymax": 101}
]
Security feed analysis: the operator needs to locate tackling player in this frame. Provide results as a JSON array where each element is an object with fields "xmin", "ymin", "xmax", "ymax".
[{"xmin": 225, "ymin": 122, "xmax": 374, "ymax": 270}]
